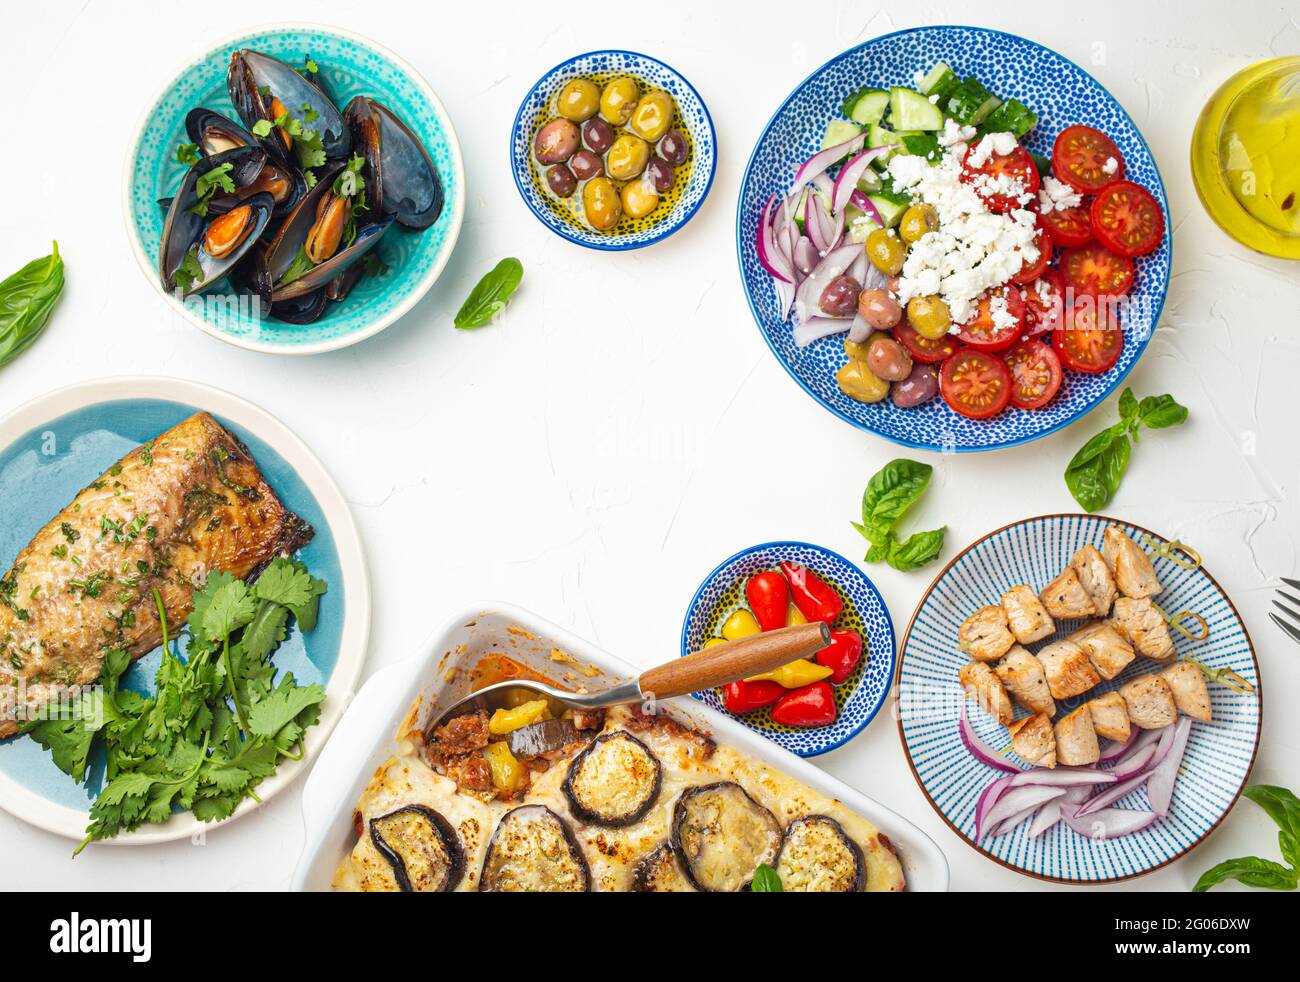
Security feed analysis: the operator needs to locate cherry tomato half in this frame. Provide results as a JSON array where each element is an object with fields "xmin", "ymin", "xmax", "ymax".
[
  {"xmin": 1052, "ymin": 125, "xmax": 1124, "ymax": 193},
  {"xmin": 894, "ymin": 320, "xmax": 961, "ymax": 364},
  {"xmin": 1002, "ymin": 339, "xmax": 1063, "ymax": 410},
  {"xmin": 1053, "ymin": 297, "xmax": 1124, "ymax": 374},
  {"xmin": 953, "ymin": 286, "xmax": 1026, "ymax": 352},
  {"xmin": 1023, "ymin": 268, "xmax": 1066, "ymax": 336},
  {"xmin": 1039, "ymin": 202, "xmax": 1093, "ymax": 247},
  {"xmin": 1090, "ymin": 180, "xmax": 1164, "ymax": 257},
  {"xmin": 940, "ymin": 348, "xmax": 1012, "ymax": 419},
  {"xmin": 1060, "ymin": 242, "xmax": 1135, "ymax": 299},
  {"xmin": 961, "ymin": 142, "xmax": 1041, "ymax": 213},
  {"xmin": 1011, "ymin": 225, "xmax": 1054, "ymax": 285}
]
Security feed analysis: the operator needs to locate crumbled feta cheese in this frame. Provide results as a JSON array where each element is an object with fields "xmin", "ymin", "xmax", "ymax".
[
  {"xmin": 912, "ymin": 69, "xmax": 926, "ymax": 87},
  {"xmin": 928, "ymin": 93, "xmax": 940, "ymax": 104},
  {"xmin": 1103, "ymin": 156, "xmax": 1119, "ymax": 175},
  {"xmin": 1038, "ymin": 175, "xmax": 1082, "ymax": 214},
  {"xmin": 965, "ymin": 131, "xmax": 1018, "ymax": 168},
  {"xmin": 938, "ymin": 118, "xmax": 977, "ymax": 149},
  {"xmin": 989, "ymin": 291, "xmax": 1016, "ymax": 329}
]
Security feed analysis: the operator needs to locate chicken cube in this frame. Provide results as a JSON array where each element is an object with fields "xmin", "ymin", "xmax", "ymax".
[
  {"xmin": 958, "ymin": 606, "xmax": 1016, "ymax": 663},
  {"xmin": 1069, "ymin": 621, "xmax": 1136, "ymax": 680},
  {"xmin": 1001, "ymin": 584, "xmax": 1056, "ymax": 644},
  {"xmin": 1007, "ymin": 712, "xmax": 1057, "ymax": 769},
  {"xmin": 1039, "ymin": 567, "xmax": 1097, "ymax": 620},
  {"xmin": 1053, "ymin": 706, "xmax": 1100, "ymax": 766},
  {"xmin": 1110, "ymin": 597, "xmax": 1176, "ymax": 661},
  {"xmin": 1088, "ymin": 690, "xmax": 1131, "ymax": 743},
  {"xmin": 1103, "ymin": 526, "xmax": 1163, "ymax": 599},
  {"xmin": 993, "ymin": 645, "xmax": 1057, "ymax": 716},
  {"xmin": 1070, "ymin": 544, "xmax": 1118, "ymax": 616},
  {"xmin": 959, "ymin": 660, "xmax": 1014, "ymax": 726},
  {"xmin": 1119, "ymin": 674, "xmax": 1178, "ymax": 729},
  {"xmin": 1037, "ymin": 639, "xmax": 1101, "ymax": 700},
  {"xmin": 1160, "ymin": 661, "xmax": 1212, "ymax": 722}
]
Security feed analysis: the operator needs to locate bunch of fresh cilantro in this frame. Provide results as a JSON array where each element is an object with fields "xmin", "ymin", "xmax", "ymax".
[{"xmin": 23, "ymin": 557, "xmax": 327, "ymax": 855}]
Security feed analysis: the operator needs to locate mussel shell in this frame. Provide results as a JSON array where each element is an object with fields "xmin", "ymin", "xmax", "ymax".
[
  {"xmin": 172, "ymin": 192, "xmax": 275, "ymax": 298},
  {"xmin": 227, "ymin": 49, "xmax": 351, "ymax": 161},
  {"xmin": 324, "ymin": 264, "xmax": 365, "ymax": 302},
  {"xmin": 344, "ymin": 96, "xmax": 443, "ymax": 230},
  {"xmin": 158, "ymin": 147, "xmax": 268, "ymax": 294},
  {"xmin": 184, "ymin": 108, "xmax": 306, "ymax": 216},
  {"xmin": 269, "ymin": 288, "xmax": 327, "ymax": 324},
  {"xmin": 273, "ymin": 218, "xmax": 392, "ymax": 302}
]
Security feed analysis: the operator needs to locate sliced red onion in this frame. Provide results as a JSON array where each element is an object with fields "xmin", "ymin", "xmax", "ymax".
[
  {"xmin": 848, "ymin": 313, "xmax": 874, "ymax": 344},
  {"xmin": 1098, "ymin": 728, "xmax": 1138, "ymax": 762},
  {"xmin": 1077, "ymin": 771, "xmax": 1151, "ymax": 816},
  {"xmin": 756, "ymin": 196, "xmax": 793, "ymax": 283},
  {"xmin": 1147, "ymin": 717, "xmax": 1192, "ymax": 817},
  {"xmin": 959, "ymin": 703, "xmax": 1021, "ymax": 773},
  {"xmin": 791, "ymin": 133, "xmax": 865, "ymax": 193},
  {"xmin": 848, "ymin": 249, "xmax": 868, "ymax": 286},
  {"xmin": 1007, "ymin": 765, "xmax": 1116, "ymax": 789},
  {"xmin": 795, "ymin": 243, "xmax": 861, "ymax": 322},
  {"xmin": 773, "ymin": 278, "xmax": 795, "ymax": 320},
  {"xmin": 1028, "ymin": 799, "xmax": 1064, "ymax": 837},
  {"xmin": 810, "ymin": 172, "xmax": 834, "ymax": 198},
  {"xmin": 980, "ymin": 786, "xmax": 1065, "ymax": 838},
  {"xmin": 974, "ymin": 774, "xmax": 1015, "ymax": 839},
  {"xmin": 793, "ymin": 236, "xmax": 818, "ymax": 276},
  {"xmin": 833, "ymin": 146, "xmax": 895, "ymax": 214},
  {"xmin": 1063, "ymin": 806, "xmax": 1159, "ymax": 840},
  {"xmin": 805, "ymin": 193, "xmax": 831, "ymax": 255},
  {"xmin": 1111, "ymin": 741, "xmax": 1159, "ymax": 781},
  {"xmin": 849, "ymin": 189, "xmax": 886, "ymax": 228},
  {"xmin": 792, "ymin": 316, "xmax": 852, "ymax": 347}
]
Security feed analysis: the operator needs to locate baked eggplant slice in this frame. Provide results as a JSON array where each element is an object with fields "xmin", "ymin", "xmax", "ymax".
[
  {"xmin": 775, "ymin": 815, "xmax": 865, "ymax": 892},
  {"xmin": 369, "ymin": 805, "xmax": 465, "ymax": 893},
  {"xmin": 631, "ymin": 843, "xmax": 695, "ymax": 892},
  {"xmin": 479, "ymin": 805, "xmax": 591, "ymax": 892},
  {"xmin": 562, "ymin": 730, "xmax": 662, "ymax": 827},
  {"xmin": 671, "ymin": 782, "xmax": 783, "ymax": 892}
]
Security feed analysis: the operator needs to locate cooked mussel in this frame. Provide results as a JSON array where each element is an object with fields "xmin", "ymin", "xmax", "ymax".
[
  {"xmin": 479, "ymin": 805, "xmax": 590, "ymax": 892},
  {"xmin": 561, "ymin": 731, "xmax": 661, "ymax": 828},
  {"xmin": 774, "ymin": 815, "xmax": 865, "ymax": 892},
  {"xmin": 227, "ymin": 49, "xmax": 351, "ymax": 162},
  {"xmin": 368, "ymin": 805, "xmax": 465, "ymax": 893},
  {"xmin": 671, "ymin": 782, "xmax": 783, "ymax": 892},
  {"xmin": 184, "ymin": 108, "xmax": 307, "ymax": 217},
  {"xmin": 269, "ymin": 288, "xmax": 327, "ymax": 324},
  {"xmin": 344, "ymin": 96, "xmax": 443, "ymax": 230}
]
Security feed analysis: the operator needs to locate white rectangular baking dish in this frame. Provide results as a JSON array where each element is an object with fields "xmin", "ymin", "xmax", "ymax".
[{"xmin": 292, "ymin": 602, "xmax": 949, "ymax": 891}]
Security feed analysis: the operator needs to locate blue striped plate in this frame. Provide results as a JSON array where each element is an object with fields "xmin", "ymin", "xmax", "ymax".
[{"xmin": 896, "ymin": 514, "xmax": 1261, "ymax": 883}]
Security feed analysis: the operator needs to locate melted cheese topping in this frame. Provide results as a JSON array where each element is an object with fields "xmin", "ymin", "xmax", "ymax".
[{"xmin": 334, "ymin": 706, "xmax": 906, "ymax": 892}]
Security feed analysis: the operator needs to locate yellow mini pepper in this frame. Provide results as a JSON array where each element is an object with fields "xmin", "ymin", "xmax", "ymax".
[
  {"xmin": 721, "ymin": 609, "xmax": 761, "ymax": 641},
  {"xmin": 483, "ymin": 741, "xmax": 525, "ymax": 792},
  {"xmin": 747, "ymin": 658, "xmax": 833, "ymax": 689},
  {"xmin": 488, "ymin": 698, "xmax": 550, "ymax": 735},
  {"xmin": 785, "ymin": 602, "xmax": 808, "ymax": 627}
]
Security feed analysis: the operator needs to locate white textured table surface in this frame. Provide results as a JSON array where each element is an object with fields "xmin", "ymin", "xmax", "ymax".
[{"xmin": 1, "ymin": 0, "xmax": 1296, "ymax": 891}]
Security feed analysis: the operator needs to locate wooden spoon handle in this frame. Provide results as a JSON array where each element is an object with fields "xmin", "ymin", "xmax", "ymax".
[{"xmin": 637, "ymin": 622, "xmax": 831, "ymax": 701}]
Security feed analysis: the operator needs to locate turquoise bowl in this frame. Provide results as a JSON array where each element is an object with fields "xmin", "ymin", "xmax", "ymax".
[{"xmin": 123, "ymin": 24, "xmax": 464, "ymax": 355}]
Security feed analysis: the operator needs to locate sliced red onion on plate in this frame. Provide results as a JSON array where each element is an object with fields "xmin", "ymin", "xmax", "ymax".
[
  {"xmin": 1028, "ymin": 799, "xmax": 1064, "ymax": 837},
  {"xmin": 756, "ymin": 196, "xmax": 793, "ymax": 283},
  {"xmin": 795, "ymin": 243, "xmax": 861, "ymax": 323},
  {"xmin": 1062, "ymin": 805, "xmax": 1159, "ymax": 840},
  {"xmin": 848, "ymin": 313, "xmax": 873, "ymax": 344},
  {"xmin": 791, "ymin": 133, "xmax": 865, "ymax": 192},
  {"xmin": 1147, "ymin": 717, "xmax": 1192, "ymax": 817},
  {"xmin": 980, "ymin": 785, "xmax": 1066, "ymax": 839},
  {"xmin": 833, "ymin": 146, "xmax": 895, "ymax": 214},
  {"xmin": 958, "ymin": 703, "xmax": 1021, "ymax": 773},
  {"xmin": 792, "ymin": 316, "xmax": 853, "ymax": 347},
  {"xmin": 1098, "ymin": 728, "xmax": 1139, "ymax": 762},
  {"xmin": 1077, "ymin": 771, "xmax": 1151, "ymax": 816},
  {"xmin": 793, "ymin": 236, "xmax": 818, "ymax": 276},
  {"xmin": 849, "ymin": 189, "xmax": 886, "ymax": 228}
]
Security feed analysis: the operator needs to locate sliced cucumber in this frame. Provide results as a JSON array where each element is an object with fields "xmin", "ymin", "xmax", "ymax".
[
  {"xmin": 843, "ymin": 87, "xmax": 890, "ymax": 126},
  {"xmin": 867, "ymin": 194, "xmax": 910, "ymax": 229},
  {"xmin": 845, "ymin": 206, "xmax": 882, "ymax": 243},
  {"xmin": 821, "ymin": 119, "xmax": 863, "ymax": 154},
  {"xmin": 855, "ymin": 167, "xmax": 882, "ymax": 193},
  {"xmin": 866, "ymin": 123, "xmax": 902, "ymax": 168},
  {"xmin": 919, "ymin": 62, "xmax": 958, "ymax": 100},
  {"xmin": 967, "ymin": 95, "xmax": 1003, "ymax": 126},
  {"xmin": 889, "ymin": 87, "xmax": 945, "ymax": 131}
]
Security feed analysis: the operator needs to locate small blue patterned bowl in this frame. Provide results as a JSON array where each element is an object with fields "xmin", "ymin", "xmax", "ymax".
[
  {"xmin": 736, "ymin": 26, "xmax": 1172, "ymax": 452},
  {"xmin": 123, "ymin": 24, "xmax": 465, "ymax": 355},
  {"xmin": 510, "ymin": 50, "xmax": 716, "ymax": 251},
  {"xmin": 680, "ymin": 541, "xmax": 895, "ymax": 757},
  {"xmin": 896, "ymin": 514, "xmax": 1262, "ymax": 883}
]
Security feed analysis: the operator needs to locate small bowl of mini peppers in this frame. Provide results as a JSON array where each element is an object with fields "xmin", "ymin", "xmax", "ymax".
[{"xmin": 680, "ymin": 541, "xmax": 896, "ymax": 757}]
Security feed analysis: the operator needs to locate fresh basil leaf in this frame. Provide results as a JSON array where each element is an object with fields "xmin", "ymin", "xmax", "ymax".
[
  {"xmin": 1243, "ymin": 785, "xmax": 1300, "ymax": 840},
  {"xmin": 1192, "ymin": 856, "xmax": 1298, "ymax": 892},
  {"xmin": 1065, "ymin": 432, "xmax": 1130, "ymax": 512},
  {"xmin": 749, "ymin": 863, "xmax": 783, "ymax": 892},
  {"xmin": 1138, "ymin": 393, "xmax": 1189, "ymax": 430},
  {"xmin": 886, "ymin": 527, "xmax": 945, "ymax": 572},
  {"xmin": 454, "ymin": 258, "xmax": 523, "ymax": 329},
  {"xmin": 0, "ymin": 242, "xmax": 65, "ymax": 369},
  {"xmin": 858, "ymin": 458, "xmax": 932, "ymax": 543},
  {"xmin": 1118, "ymin": 387, "xmax": 1138, "ymax": 420},
  {"xmin": 1280, "ymin": 830, "xmax": 1300, "ymax": 871}
]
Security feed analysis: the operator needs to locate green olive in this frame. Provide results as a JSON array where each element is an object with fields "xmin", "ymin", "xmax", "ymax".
[
  {"xmin": 844, "ymin": 337, "xmax": 874, "ymax": 361},
  {"xmin": 836, "ymin": 360, "xmax": 890, "ymax": 404},
  {"xmin": 600, "ymin": 77, "xmax": 640, "ymax": 125},
  {"xmin": 898, "ymin": 203, "xmax": 940, "ymax": 245},
  {"xmin": 557, "ymin": 78, "xmax": 601, "ymax": 122},
  {"xmin": 865, "ymin": 228, "xmax": 906, "ymax": 275},
  {"xmin": 906, "ymin": 295, "xmax": 953, "ymax": 339},
  {"xmin": 621, "ymin": 179, "xmax": 659, "ymax": 219},
  {"xmin": 629, "ymin": 91, "xmax": 674, "ymax": 142},
  {"xmin": 583, "ymin": 177, "xmax": 622, "ymax": 231},
  {"xmin": 606, "ymin": 133, "xmax": 651, "ymax": 180}
]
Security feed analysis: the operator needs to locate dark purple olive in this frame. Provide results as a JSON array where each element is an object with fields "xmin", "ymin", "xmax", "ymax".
[
  {"xmin": 819, "ymin": 274, "xmax": 862, "ymax": 318},
  {"xmin": 570, "ymin": 150, "xmax": 604, "ymax": 182},
  {"xmin": 547, "ymin": 163, "xmax": 577, "ymax": 197},
  {"xmin": 646, "ymin": 157, "xmax": 674, "ymax": 193},
  {"xmin": 892, "ymin": 363, "xmax": 939, "ymax": 408},
  {"xmin": 582, "ymin": 118, "xmax": 614, "ymax": 154},
  {"xmin": 534, "ymin": 119, "xmax": 579, "ymax": 165},
  {"xmin": 658, "ymin": 129, "xmax": 689, "ymax": 165}
]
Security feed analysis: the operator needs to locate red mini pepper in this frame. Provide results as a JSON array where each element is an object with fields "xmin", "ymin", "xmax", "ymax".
[
  {"xmin": 745, "ymin": 570, "xmax": 790, "ymax": 633},
  {"xmin": 770, "ymin": 681, "xmax": 837, "ymax": 727},
  {"xmin": 815, "ymin": 629, "xmax": 863, "ymax": 685},
  {"xmin": 780, "ymin": 562, "xmax": 843, "ymax": 627},
  {"xmin": 722, "ymin": 679, "xmax": 785, "ymax": 715}
]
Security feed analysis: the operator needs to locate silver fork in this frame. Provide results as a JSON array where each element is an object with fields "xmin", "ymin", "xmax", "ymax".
[{"xmin": 1270, "ymin": 576, "xmax": 1300, "ymax": 644}]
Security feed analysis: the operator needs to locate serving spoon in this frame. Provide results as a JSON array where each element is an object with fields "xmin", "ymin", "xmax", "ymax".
[{"xmin": 426, "ymin": 622, "xmax": 831, "ymax": 755}]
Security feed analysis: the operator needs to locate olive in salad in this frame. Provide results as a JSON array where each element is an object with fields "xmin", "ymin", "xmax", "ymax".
[
  {"xmin": 533, "ymin": 74, "xmax": 690, "ymax": 232},
  {"xmin": 755, "ymin": 61, "xmax": 1166, "ymax": 420}
]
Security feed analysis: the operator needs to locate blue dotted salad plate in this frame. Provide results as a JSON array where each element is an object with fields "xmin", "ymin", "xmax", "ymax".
[
  {"xmin": 511, "ymin": 50, "xmax": 716, "ymax": 251},
  {"xmin": 680, "ymin": 541, "xmax": 895, "ymax": 757},
  {"xmin": 896, "ymin": 515, "xmax": 1260, "ymax": 883},
  {"xmin": 736, "ymin": 26, "xmax": 1172, "ymax": 452},
  {"xmin": 123, "ymin": 25, "xmax": 465, "ymax": 355},
  {"xmin": 0, "ymin": 378, "xmax": 370, "ymax": 844}
]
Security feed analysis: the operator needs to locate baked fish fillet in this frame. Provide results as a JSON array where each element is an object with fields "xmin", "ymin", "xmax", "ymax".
[{"xmin": 0, "ymin": 412, "xmax": 313, "ymax": 737}]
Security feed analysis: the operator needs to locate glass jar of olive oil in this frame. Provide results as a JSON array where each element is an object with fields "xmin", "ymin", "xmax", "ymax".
[{"xmin": 1190, "ymin": 57, "xmax": 1300, "ymax": 258}]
